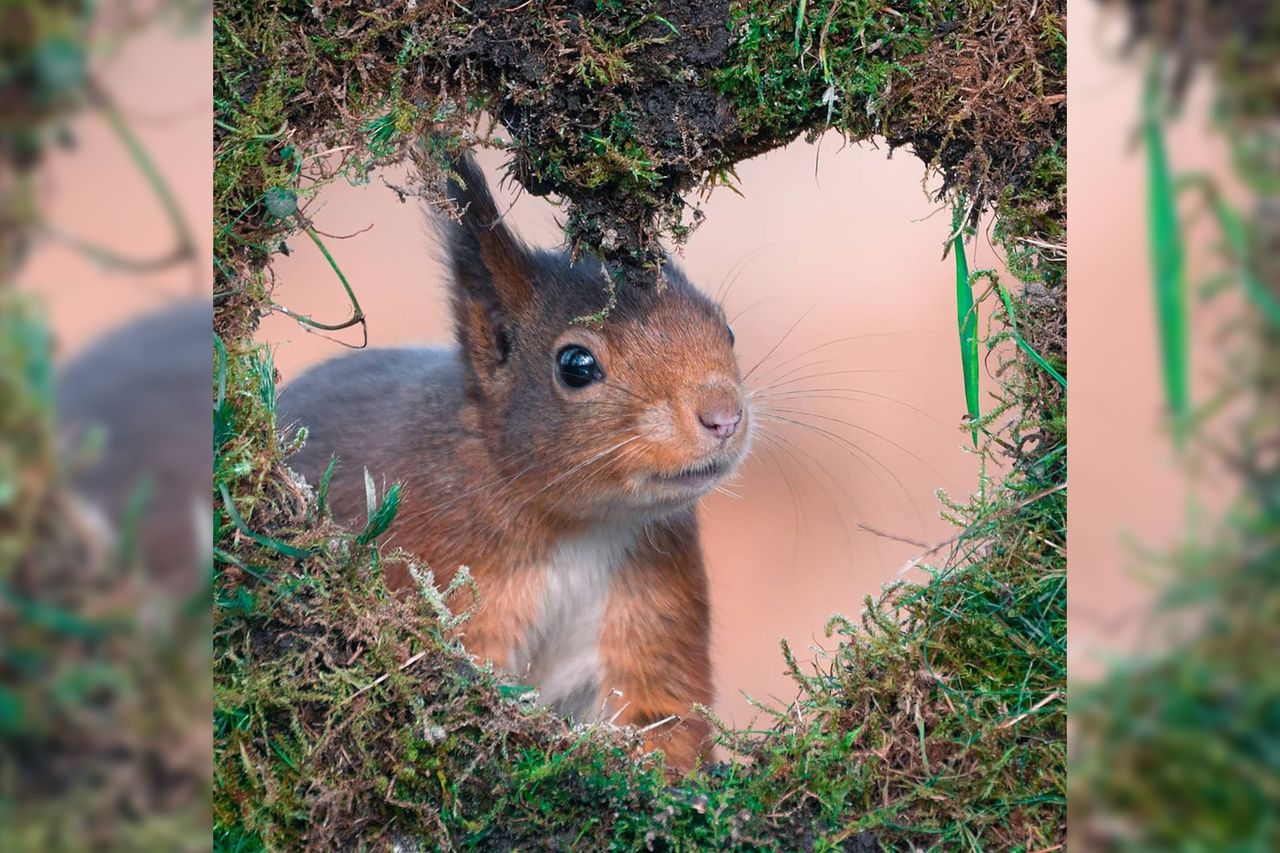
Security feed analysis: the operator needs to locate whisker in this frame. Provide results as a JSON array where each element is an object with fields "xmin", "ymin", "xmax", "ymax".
[
  {"xmin": 756, "ymin": 431, "xmax": 824, "ymax": 518},
  {"xmin": 752, "ymin": 330, "xmax": 940, "ymax": 385},
  {"xmin": 754, "ymin": 429, "xmax": 862, "ymax": 568},
  {"xmin": 751, "ymin": 388, "xmax": 940, "ymax": 423},
  {"xmin": 716, "ymin": 243, "xmax": 775, "ymax": 307},
  {"xmin": 767, "ymin": 407, "xmax": 941, "ymax": 476},
  {"xmin": 728, "ymin": 294, "xmax": 786, "ymax": 325},
  {"xmin": 396, "ymin": 442, "xmax": 551, "ymax": 525},
  {"xmin": 759, "ymin": 427, "xmax": 868, "ymax": 524},
  {"xmin": 471, "ymin": 437, "xmax": 645, "ymax": 554},
  {"xmin": 755, "ymin": 438, "xmax": 806, "ymax": 554},
  {"xmin": 602, "ymin": 378, "xmax": 647, "ymax": 403},
  {"xmin": 742, "ymin": 305, "xmax": 816, "ymax": 382},
  {"xmin": 751, "ymin": 356, "xmax": 843, "ymax": 390},
  {"xmin": 516, "ymin": 435, "xmax": 643, "ymax": 509},
  {"xmin": 752, "ymin": 368, "xmax": 899, "ymax": 394},
  {"xmin": 755, "ymin": 411, "xmax": 923, "ymax": 528}
]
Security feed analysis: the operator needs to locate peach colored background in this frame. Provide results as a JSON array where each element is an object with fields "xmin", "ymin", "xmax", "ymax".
[
  {"xmin": 259, "ymin": 142, "xmax": 990, "ymax": 727},
  {"xmin": 1068, "ymin": 3, "xmax": 1237, "ymax": 679},
  {"xmin": 22, "ymin": 21, "xmax": 213, "ymax": 347}
]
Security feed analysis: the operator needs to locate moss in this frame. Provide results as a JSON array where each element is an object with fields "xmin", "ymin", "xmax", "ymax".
[
  {"xmin": 213, "ymin": 0, "xmax": 1066, "ymax": 849},
  {"xmin": 212, "ymin": 0, "xmax": 1065, "ymax": 321}
]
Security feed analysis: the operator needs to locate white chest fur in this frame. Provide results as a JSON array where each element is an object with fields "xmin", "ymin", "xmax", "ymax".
[{"xmin": 509, "ymin": 526, "xmax": 636, "ymax": 722}]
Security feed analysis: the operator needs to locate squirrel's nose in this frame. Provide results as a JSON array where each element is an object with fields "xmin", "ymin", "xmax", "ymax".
[{"xmin": 698, "ymin": 405, "xmax": 742, "ymax": 440}]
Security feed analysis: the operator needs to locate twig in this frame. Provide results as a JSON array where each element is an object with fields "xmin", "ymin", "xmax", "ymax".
[
  {"xmin": 312, "ymin": 222, "xmax": 375, "ymax": 241},
  {"xmin": 634, "ymin": 715, "xmax": 678, "ymax": 735},
  {"xmin": 895, "ymin": 482, "xmax": 1067, "ymax": 577},
  {"xmin": 270, "ymin": 224, "xmax": 369, "ymax": 348},
  {"xmin": 997, "ymin": 690, "xmax": 1063, "ymax": 729},
  {"xmin": 341, "ymin": 651, "xmax": 428, "ymax": 706},
  {"xmin": 855, "ymin": 523, "xmax": 928, "ymax": 549},
  {"xmin": 39, "ymin": 79, "xmax": 200, "ymax": 288},
  {"xmin": 39, "ymin": 224, "xmax": 193, "ymax": 274}
]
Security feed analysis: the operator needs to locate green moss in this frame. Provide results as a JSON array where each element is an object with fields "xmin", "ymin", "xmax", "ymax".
[{"xmin": 717, "ymin": 0, "xmax": 935, "ymax": 140}]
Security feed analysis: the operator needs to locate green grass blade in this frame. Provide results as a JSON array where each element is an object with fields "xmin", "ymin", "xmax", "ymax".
[
  {"xmin": 1211, "ymin": 198, "xmax": 1280, "ymax": 327},
  {"xmin": 952, "ymin": 216, "xmax": 980, "ymax": 447},
  {"xmin": 994, "ymin": 283, "xmax": 1067, "ymax": 390},
  {"xmin": 1177, "ymin": 175, "xmax": 1280, "ymax": 327},
  {"xmin": 1174, "ymin": 172, "xmax": 1280, "ymax": 327},
  {"xmin": 316, "ymin": 455, "xmax": 339, "ymax": 519},
  {"xmin": 116, "ymin": 476, "xmax": 153, "ymax": 568},
  {"xmin": 218, "ymin": 483, "xmax": 314, "ymax": 560},
  {"xmin": 357, "ymin": 468, "xmax": 402, "ymax": 545},
  {"xmin": 214, "ymin": 334, "xmax": 234, "ymax": 456},
  {"xmin": 1143, "ymin": 60, "xmax": 1190, "ymax": 447},
  {"xmin": 0, "ymin": 579, "xmax": 121, "ymax": 639},
  {"xmin": 793, "ymin": 0, "xmax": 808, "ymax": 55}
]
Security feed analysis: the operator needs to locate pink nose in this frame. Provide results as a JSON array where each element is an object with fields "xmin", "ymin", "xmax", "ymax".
[{"xmin": 698, "ymin": 406, "xmax": 742, "ymax": 439}]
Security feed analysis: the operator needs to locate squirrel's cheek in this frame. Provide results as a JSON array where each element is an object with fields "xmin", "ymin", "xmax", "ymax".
[{"xmin": 636, "ymin": 402, "xmax": 678, "ymax": 446}]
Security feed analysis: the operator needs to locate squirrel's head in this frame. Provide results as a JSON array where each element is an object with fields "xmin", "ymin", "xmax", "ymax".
[{"xmin": 440, "ymin": 155, "xmax": 751, "ymax": 523}]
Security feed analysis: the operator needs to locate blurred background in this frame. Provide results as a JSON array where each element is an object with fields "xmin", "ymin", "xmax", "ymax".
[
  {"xmin": 2, "ymin": 1, "xmax": 211, "ymax": 849},
  {"xmin": 1070, "ymin": 0, "xmax": 1239, "ymax": 676},
  {"xmin": 258, "ymin": 141, "xmax": 996, "ymax": 731},
  {"xmin": 1069, "ymin": 1, "xmax": 1279, "ymax": 848},
  {"xmin": 19, "ymin": 15, "xmax": 211, "ymax": 349}
]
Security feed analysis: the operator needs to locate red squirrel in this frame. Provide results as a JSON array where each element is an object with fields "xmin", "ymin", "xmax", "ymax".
[{"xmin": 279, "ymin": 155, "xmax": 750, "ymax": 773}]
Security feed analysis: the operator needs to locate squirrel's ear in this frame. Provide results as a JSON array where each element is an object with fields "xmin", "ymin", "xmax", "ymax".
[{"xmin": 441, "ymin": 155, "xmax": 535, "ymax": 370}]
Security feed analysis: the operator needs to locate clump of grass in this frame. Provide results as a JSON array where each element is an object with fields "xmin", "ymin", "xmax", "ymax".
[
  {"xmin": 213, "ymin": 0, "xmax": 1066, "ymax": 848},
  {"xmin": 214, "ymin": 335, "xmax": 1065, "ymax": 848}
]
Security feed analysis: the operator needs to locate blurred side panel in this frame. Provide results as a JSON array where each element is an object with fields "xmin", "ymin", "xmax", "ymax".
[
  {"xmin": 1, "ymin": 1, "xmax": 212, "ymax": 850},
  {"xmin": 1069, "ymin": 1, "xmax": 1279, "ymax": 848}
]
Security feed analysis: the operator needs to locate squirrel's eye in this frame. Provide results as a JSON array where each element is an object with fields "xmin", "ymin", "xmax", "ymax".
[
  {"xmin": 727, "ymin": 324, "xmax": 736, "ymax": 348},
  {"xmin": 556, "ymin": 345, "xmax": 601, "ymax": 389}
]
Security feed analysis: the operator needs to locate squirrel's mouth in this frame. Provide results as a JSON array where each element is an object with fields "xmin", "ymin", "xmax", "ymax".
[
  {"xmin": 647, "ymin": 457, "xmax": 732, "ymax": 491},
  {"xmin": 666, "ymin": 458, "xmax": 724, "ymax": 480}
]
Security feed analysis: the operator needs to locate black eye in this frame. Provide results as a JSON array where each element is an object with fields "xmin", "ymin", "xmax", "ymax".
[
  {"xmin": 727, "ymin": 325, "xmax": 736, "ymax": 348},
  {"xmin": 556, "ymin": 345, "xmax": 601, "ymax": 389}
]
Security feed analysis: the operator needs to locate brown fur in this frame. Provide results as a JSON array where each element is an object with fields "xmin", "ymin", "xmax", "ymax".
[{"xmin": 279, "ymin": 154, "xmax": 748, "ymax": 774}]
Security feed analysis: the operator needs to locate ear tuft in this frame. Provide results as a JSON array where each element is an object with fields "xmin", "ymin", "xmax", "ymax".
[
  {"xmin": 443, "ymin": 154, "xmax": 534, "ymax": 312},
  {"xmin": 437, "ymin": 152, "xmax": 535, "ymax": 379}
]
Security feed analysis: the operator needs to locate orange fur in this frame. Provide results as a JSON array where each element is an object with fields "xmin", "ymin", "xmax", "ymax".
[{"xmin": 597, "ymin": 514, "xmax": 713, "ymax": 773}]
